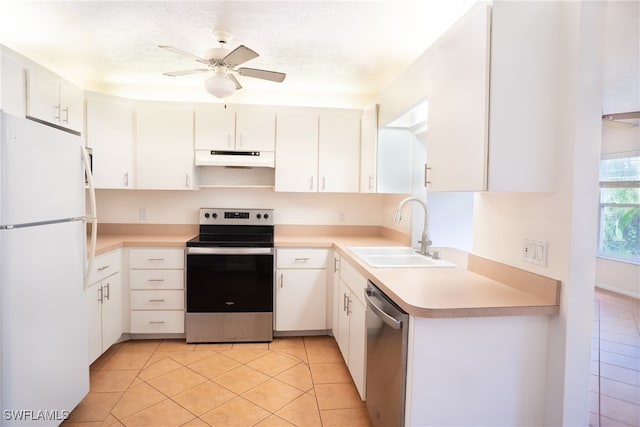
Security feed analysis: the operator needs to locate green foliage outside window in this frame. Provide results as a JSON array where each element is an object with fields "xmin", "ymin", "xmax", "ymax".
[{"xmin": 599, "ymin": 157, "xmax": 640, "ymax": 261}]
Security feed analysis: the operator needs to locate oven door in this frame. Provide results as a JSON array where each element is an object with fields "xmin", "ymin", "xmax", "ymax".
[{"xmin": 186, "ymin": 247, "xmax": 274, "ymax": 313}]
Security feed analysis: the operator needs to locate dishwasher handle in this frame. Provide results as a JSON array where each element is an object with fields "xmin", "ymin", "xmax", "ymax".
[{"xmin": 365, "ymin": 289, "xmax": 402, "ymax": 329}]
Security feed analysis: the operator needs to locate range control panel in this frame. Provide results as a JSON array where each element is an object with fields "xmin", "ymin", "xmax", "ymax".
[{"xmin": 199, "ymin": 208, "xmax": 273, "ymax": 226}]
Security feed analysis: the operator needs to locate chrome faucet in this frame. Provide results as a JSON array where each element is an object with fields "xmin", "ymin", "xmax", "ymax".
[{"xmin": 392, "ymin": 196, "xmax": 439, "ymax": 259}]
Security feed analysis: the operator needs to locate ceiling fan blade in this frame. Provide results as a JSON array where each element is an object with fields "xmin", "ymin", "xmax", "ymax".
[
  {"xmin": 223, "ymin": 45, "xmax": 259, "ymax": 67},
  {"xmin": 162, "ymin": 68, "xmax": 210, "ymax": 77},
  {"xmin": 228, "ymin": 74, "xmax": 242, "ymax": 90},
  {"xmin": 158, "ymin": 45, "xmax": 209, "ymax": 64},
  {"xmin": 237, "ymin": 67, "xmax": 286, "ymax": 83}
]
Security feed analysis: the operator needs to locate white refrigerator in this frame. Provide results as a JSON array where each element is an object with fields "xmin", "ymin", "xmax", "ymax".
[{"xmin": 0, "ymin": 112, "xmax": 90, "ymax": 425}]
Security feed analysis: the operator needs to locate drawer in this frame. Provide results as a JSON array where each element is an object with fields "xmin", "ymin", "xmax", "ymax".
[
  {"xmin": 340, "ymin": 259, "xmax": 368, "ymax": 304},
  {"xmin": 129, "ymin": 248, "xmax": 184, "ymax": 269},
  {"xmin": 130, "ymin": 310, "xmax": 184, "ymax": 334},
  {"xmin": 130, "ymin": 269, "xmax": 184, "ymax": 290},
  {"xmin": 88, "ymin": 250, "xmax": 121, "ymax": 284},
  {"xmin": 130, "ymin": 290, "xmax": 184, "ymax": 310},
  {"xmin": 277, "ymin": 248, "xmax": 329, "ymax": 269}
]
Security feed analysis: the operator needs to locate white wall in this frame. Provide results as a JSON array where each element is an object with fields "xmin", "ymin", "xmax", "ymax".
[
  {"xmin": 472, "ymin": 2, "xmax": 605, "ymax": 425},
  {"xmin": 95, "ymin": 188, "xmax": 386, "ymax": 226},
  {"xmin": 596, "ymin": 124, "xmax": 640, "ymax": 298}
]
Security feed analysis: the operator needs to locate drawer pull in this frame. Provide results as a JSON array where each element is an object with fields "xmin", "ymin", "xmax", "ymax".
[
  {"xmin": 97, "ymin": 265, "xmax": 110, "ymax": 271},
  {"xmin": 147, "ymin": 258, "xmax": 166, "ymax": 261},
  {"xmin": 148, "ymin": 299, "xmax": 165, "ymax": 303},
  {"xmin": 148, "ymin": 321, "xmax": 165, "ymax": 324},
  {"xmin": 148, "ymin": 279, "xmax": 165, "ymax": 282},
  {"xmin": 294, "ymin": 257, "xmax": 310, "ymax": 262}
]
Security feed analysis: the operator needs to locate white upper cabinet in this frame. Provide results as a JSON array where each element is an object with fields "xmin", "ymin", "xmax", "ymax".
[
  {"xmin": 86, "ymin": 94, "xmax": 134, "ymax": 189},
  {"xmin": 424, "ymin": 4, "xmax": 490, "ymax": 192},
  {"xmin": 195, "ymin": 107, "xmax": 275, "ymax": 152},
  {"xmin": 275, "ymin": 111, "xmax": 319, "ymax": 192},
  {"xmin": 26, "ymin": 66, "xmax": 84, "ymax": 133},
  {"xmin": 318, "ymin": 112, "xmax": 361, "ymax": 193},
  {"xmin": 135, "ymin": 103, "xmax": 195, "ymax": 190},
  {"xmin": 0, "ymin": 48, "xmax": 26, "ymax": 117},
  {"xmin": 360, "ymin": 103, "xmax": 378, "ymax": 193}
]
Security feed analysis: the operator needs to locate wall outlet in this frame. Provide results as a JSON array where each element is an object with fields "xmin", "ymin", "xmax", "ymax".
[
  {"xmin": 139, "ymin": 207, "xmax": 149, "ymax": 221},
  {"xmin": 523, "ymin": 239, "xmax": 548, "ymax": 266}
]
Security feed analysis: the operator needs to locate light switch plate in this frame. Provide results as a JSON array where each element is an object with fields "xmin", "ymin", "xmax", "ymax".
[{"xmin": 523, "ymin": 239, "xmax": 548, "ymax": 266}]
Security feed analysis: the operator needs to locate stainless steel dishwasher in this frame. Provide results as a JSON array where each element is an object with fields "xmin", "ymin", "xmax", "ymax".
[{"xmin": 365, "ymin": 280, "xmax": 409, "ymax": 427}]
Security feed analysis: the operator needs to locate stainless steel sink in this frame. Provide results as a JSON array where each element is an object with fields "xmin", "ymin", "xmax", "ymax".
[{"xmin": 348, "ymin": 246, "xmax": 455, "ymax": 268}]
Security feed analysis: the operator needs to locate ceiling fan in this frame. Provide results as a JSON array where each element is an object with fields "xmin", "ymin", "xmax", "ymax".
[
  {"xmin": 158, "ymin": 31, "xmax": 286, "ymax": 99},
  {"xmin": 602, "ymin": 111, "xmax": 640, "ymax": 128}
]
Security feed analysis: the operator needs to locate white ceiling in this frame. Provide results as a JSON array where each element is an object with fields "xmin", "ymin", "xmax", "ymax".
[{"xmin": 0, "ymin": 0, "xmax": 637, "ymax": 113}]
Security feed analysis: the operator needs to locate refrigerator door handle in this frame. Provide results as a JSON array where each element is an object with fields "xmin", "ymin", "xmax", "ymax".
[{"xmin": 81, "ymin": 146, "xmax": 97, "ymax": 289}]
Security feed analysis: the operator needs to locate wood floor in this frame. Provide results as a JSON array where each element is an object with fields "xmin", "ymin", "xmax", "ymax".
[{"xmin": 590, "ymin": 288, "xmax": 640, "ymax": 427}]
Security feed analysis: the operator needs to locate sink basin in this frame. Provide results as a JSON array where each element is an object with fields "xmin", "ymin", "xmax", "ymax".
[{"xmin": 348, "ymin": 246, "xmax": 456, "ymax": 268}]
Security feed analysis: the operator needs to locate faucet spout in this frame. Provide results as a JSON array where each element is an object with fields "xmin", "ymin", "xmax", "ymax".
[{"xmin": 393, "ymin": 196, "xmax": 437, "ymax": 258}]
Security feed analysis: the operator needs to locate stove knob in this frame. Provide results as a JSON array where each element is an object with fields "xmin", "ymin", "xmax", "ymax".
[
  {"xmin": 256, "ymin": 214, "xmax": 262, "ymax": 219},
  {"xmin": 212, "ymin": 213, "xmax": 218, "ymax": 219},
  {"xmin": 264, "ymin": 213, "xmax": 269, "ymax": 219},
  {"xmin": 204, "ymin": 213, "xmax": 210, "ymax": 219}
]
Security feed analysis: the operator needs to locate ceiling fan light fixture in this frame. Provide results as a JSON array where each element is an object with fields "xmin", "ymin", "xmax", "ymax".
[{"xmin": 204, "ymin": 71, "xmax": 235, "ymax": 98}]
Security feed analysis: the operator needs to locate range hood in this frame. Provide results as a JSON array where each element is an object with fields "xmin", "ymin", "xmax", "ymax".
[{"xmin": 195, "ymin": 150, "xmax": 275, "ymax": 168}]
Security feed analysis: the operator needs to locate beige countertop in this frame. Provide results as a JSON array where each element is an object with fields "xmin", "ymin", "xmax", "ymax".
[{"xmin": 92, "ymin": 224, "xmax": 560, "ymax": 318}]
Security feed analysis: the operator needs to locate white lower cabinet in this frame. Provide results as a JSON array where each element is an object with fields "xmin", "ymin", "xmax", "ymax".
[
  {"xmin": 335, "ymin": 256, "xmax": 367, "ymax": 399},
  {"xmin": 275, "ymin": 248, "xmax": 329, "ymax": 332},
  {"xmin": 85, "ymin": 250, "xmax": 123, "ymax": 364},
  {"xmin": 129, "ymin": 248, "xmax": 185, "ymax": 334}
]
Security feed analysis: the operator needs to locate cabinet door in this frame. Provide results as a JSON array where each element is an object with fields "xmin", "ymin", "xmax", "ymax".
[
  {"xmin": 425, "ymin": 4, "xmax": 490, "ymax": 192},
  {"xmin": 85, "ymin": 283, "xmax": 103, "ymax": 364},
  {"xmin": 276, "ymin": 269, "xmax": 327, "ymax": 331},
  {"xmin": 86, "ymin": 96, "xmax": 134, "ymax": 189},
  {"xmin": 336, "ymin": 279, "xmax": 351, "ymax": 361},
  {"xmin": 275, "ymin": 111, "xmax": 319, "ymax": 192},
  {"xmin": 347, "ymin": 296, "xmax": 367, "ymax": 399},
  {"xmin": 135, "ymin": 105, "xmax": 195, "ymax": 189},
  {"xmin": 194, "ymin": 107, "xmax": 235, "ymax": 150},
  {"xmin": 59, "ymin": 80, "xmax": 84, "ymax": 133},
  {"xmin": 101, "ymin": 272, "xmax": 123, "ymax": 352},
  {"xmin": 360, "ymin": 103, "xmax": 378, "ymax": 193},
  {"xmin": 26, "ymin": 68, "xmax": 61, "ymax": 126},
  {"xmin": 236, "ymin": 110, "xmax": 275, "ymax": 151},
  {"xmin": 318, "ymin": 113, "xmax": 360, "ymax": 193}
]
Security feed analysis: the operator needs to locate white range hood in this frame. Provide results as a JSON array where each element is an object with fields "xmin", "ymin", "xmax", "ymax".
[{"xmin": 195, "ymin": 150, "xmax": 275, "ymax": 168}]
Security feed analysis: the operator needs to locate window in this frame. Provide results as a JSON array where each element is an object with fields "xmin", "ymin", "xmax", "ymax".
[{"xmin": 598, "ymin": 155, "xmax": 640, "ymax": 263}]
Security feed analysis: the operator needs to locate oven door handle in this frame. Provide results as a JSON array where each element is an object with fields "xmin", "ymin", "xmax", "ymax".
[{"xmin": 186, "ymin": 247, "xmax": 274, "ymax": 255}]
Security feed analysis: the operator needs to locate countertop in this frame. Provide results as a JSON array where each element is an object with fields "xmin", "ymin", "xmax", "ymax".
[{"xmin": 92, "ymin": 225, "xmax": 560, "ymax": 318}]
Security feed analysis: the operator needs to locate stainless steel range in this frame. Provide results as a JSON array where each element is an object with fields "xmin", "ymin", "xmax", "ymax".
[{"xmin": 185, "ymin": 208, "xmax": 274, "ymax": 343}]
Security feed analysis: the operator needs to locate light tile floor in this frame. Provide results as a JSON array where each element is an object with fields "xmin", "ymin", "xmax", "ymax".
[
  {"xmin": 63, "ymin": 336, "xmax": 372, "ymax": 427},
  {"xmin": 590, "ymin": 288, "xmax": 640, "ymax": 427}
]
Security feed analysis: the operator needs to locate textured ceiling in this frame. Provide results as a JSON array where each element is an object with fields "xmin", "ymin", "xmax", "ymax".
[
  {"xmin": 0, "ymin": 0, "xmax": 478, "ymax": 107},
  {"xmin": 0, "ymin": 0, "xmax": 637, "ymax": 113}
]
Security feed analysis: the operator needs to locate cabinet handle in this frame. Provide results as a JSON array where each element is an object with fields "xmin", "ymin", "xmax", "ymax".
[
  {"xmin": 368, "ymin": 175, "xmax": 374, "ymax": 191},
  {"xmin": 185, "ymin": 173, "xmax": 190, "ymax": 188},
  {"xmin": 334, "ymin": 257, "xmax": 340, "ymax": 273},
  {"xmin": 322, "ymin": 176, "xmax": 326, "ymax": 191},
  {"xmin": 97, "ymin": 265, "xmax": 110, "ymax": 271},
  {"xmin": 97, "ymin": 286, "xmax": 103, "ymax": 304},
  {"xmin": 53, "ymin": 104, "xmax": 60, "ymax": 121},
  {"xmin": 346, "ymin": 297, "xmax": 352, "ymax": 315},
  {"xmin": 148, "ymin": 279, "xmax": 165, "ymax": 283},
  {"xmin": 425, "ymin": 164, "xmax": 432, "ymax": 187},
  {"xmin": 124, "ymin": 172, "xmax": 129, "ymax": 187},
  {"xmin": 103, "ymin": 282, "xmax": 110, "ymax": 301},
  {"xmin": 147, "ymin": 258, "xmax": 165, "ymax": 261},
  {"xmin": 62, "ymin": 106, "xmax": 69, "ymax": 124},
  {"xmin": 309, "ymin": 176, "xmax": 314, "ymax": 191},
  {"xmin": 148, "ymin": 321, "xmax": 165, "ymax": 325},
  {"xmin": 343, "ymin": 293, "xmax": 348, "ymax": 311},
  {"xmin": 280, "ymin": 273, "xmax": 284, "ymax": 288},
  {"xmin": 148, "ymin": 299, "xmax": 165, "ymax": 303},
  {"xmin": 294, "ymin": 257, "xmax": 310, "ymax": 262}
]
